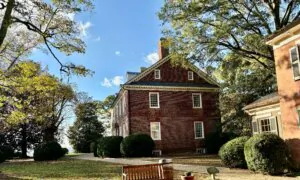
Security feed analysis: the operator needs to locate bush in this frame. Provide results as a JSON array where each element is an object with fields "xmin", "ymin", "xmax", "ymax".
[
  {"xmin": 205, "ymin": 131, "xmax": 237, "ymax": 154},
  {"xmin": 61, "ymin": 148, "xmax": 69, "ymax": 155},
  {"xmin": 120, "ymin": 134, "xmax": 154, "ymax": 157},
  {"xmin": 0, "ymin": 151, "xmax": 5, "ymax": 163},
  {"xmin": 97, "ymin": 136, "xmax": 123, "ymax": 158},
  {"xmin": 219, "ymin": 136, "xmax": 250, "ymax": 168},
  {"xmin": 33, "ymin": 141, "xmax": 64, "ymax": 161},
  {"xmin": 0, "ymin": 145, "xmax": 14, "ymax": 160},
  {"xmin": 244, "ymin": 133, "xmax": 289, "ymax": 175},
  {"xmin": 90, "ymin": 142, "xmax": 98, "ymax": 157}
]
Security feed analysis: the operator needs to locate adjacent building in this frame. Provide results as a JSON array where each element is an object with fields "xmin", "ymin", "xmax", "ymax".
[
  {"xmin": 244, "ymin": 19, "xmax": 300, "ymax": 164},
  {"xmin": 111, "ymin": 39, "xmax": 220, "ymax": 154}
]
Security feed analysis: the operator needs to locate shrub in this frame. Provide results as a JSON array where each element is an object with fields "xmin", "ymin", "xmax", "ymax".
[
  {"xmin": 90, "ymin": 142, "xmax": 98, "ymax": 157},
  {"xmin": 0, "ymin": 151, "xmax": 5, "ymax": 163},
  {"xmin": 120, "ymin": 134, "xmax": 154, "ymax": 157},
  {"xmin": 97, "ymin": 136, "xmax": 123, "ymax": 158},
  {"xmin": 244, "ymin": 133, "xmax": 289, "ymax": 175},
  {"xmin": 0, "ymin": 145, "xmax": 14, "ymax": 160},
  {"xmin": 33, "ymin": 141, "xmax": 64, "ymax": 161},
  {"xmin": 219, "ymin": 136, "xmax": 250, "ymax": 168},
  {"xmin": 205, "ymin": 131, "xmax": 237, "ymax": 154},
  {"xmin": 61, "ymin": 148, "xmax": 69, "ymax": 155}
]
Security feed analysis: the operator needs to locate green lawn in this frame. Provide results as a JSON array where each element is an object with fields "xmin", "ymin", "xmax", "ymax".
[{"xmin": 0, "ymin": 158, "xmax": 122, "ymax": 180}]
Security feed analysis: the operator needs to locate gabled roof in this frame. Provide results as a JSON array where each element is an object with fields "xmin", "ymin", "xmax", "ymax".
[
  {"xmin": 243, "ymin": 92, "xmax": 279, "ymax": 111},
  {"xmin": 125, "ymin": 55, "xmax": 219, "ymax": 87}
]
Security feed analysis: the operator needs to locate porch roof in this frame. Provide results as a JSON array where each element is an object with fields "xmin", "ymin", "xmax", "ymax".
[{"xmin": 243, "ymin": 92, "xmax": 279, "ymax": 110}]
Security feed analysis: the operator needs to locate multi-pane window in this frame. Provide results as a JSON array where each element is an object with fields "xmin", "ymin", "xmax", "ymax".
[
  {"xmin": 188, "ymin": 71, "xmax": 194, "ymax": 80},
  {"xmin": 259, "ymin": 117, "xmax": 277, "ymax": 134},
  {"xmin": 150, "ymin": 122, "xmax": 161, "ymax": 140},
  {"xmin": 154, "ymin": 69, "xmax": 161, "ymax": 79},
  {"xmin": 192, "ymin": 93, "xmax": 202, "ymax": 108},
  {"xmin": 290, "ymin": 46, "xmax": 300, "ymax": 80},
  {"xmin": 149, "ymin": 92, "xmax": 160, "ymax": 108},
  {"xmin": 194, "ymin": 121, "xmax": 204, "ymax": 139}
]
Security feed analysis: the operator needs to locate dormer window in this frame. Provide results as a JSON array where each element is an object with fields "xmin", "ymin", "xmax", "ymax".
[
  {"xmin": 154, "ymin": 69, "xmax": 161, "ymax": 79},
  {"xmin": 290, "ymin": 45, "xmax": 300, "ymax": 80},
  {"xmin": 188, "ymin": 71, "xmax": 194, "ymax": 80}
]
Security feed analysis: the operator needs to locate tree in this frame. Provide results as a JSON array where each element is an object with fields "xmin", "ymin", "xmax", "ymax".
[
  {"xmin": 68, "ymin": 101, "xmax": 105, "ymax": 153},
  {"xmin": 0, "ymin": 61, "xmax": 76, "ymax": 156},
  {"xmin": 0, "ymin": 0, "xmax": 93, "ymax": 74},
  {"xmin": 97, "ymin": 95, "xmax": 116, "ymax": 135},
  {"xmin": 158, "ymin": 1, "xmax": 299, "ymax": 68}
]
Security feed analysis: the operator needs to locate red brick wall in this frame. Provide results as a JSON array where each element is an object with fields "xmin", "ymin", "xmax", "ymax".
[
  {"xmin": 128, "ymin": 90, "xmax": 220, "ymax": 153},
  {"xmin": 274, "ymin": 37, "xmax": 300, "ymax": 163},
  {"xmin": 140, "ymin": 60, "xmax": 211, "ymax": 84}
]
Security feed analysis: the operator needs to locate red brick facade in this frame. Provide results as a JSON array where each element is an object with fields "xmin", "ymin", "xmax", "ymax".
[
  {"xmin": 266, "ymin": 21, "xmax": 300, "ymax": 164},
  {"xmin": 111, "ymin": 54, "xmax": 220, "ymax": 153}
]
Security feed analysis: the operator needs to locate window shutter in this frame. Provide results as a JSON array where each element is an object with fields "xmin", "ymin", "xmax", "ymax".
[
  {"xmin": 252, "ymin": 121, "xmax": 258, "ymax": 134},
  {"xmin": 269, "ymin": 117, "xmax": 278, "ymax": 134},
  {"xmin": 290, "ymin": 46, "xmax": 300, "ymax": 79}
]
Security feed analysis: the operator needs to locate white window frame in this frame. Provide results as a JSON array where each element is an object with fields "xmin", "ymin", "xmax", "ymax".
[
  {"xmin": 188, "ymin": 71, "xmax": 194, "ymax": 80},
  {"xmin": 150, "ymin": 122, "xmax": 161, "ymax": 140},
  {"xmin": 149, "ymin": 92, "xmax": 160, "ymax": 108},
  {"xmin": 192, "ymin": 93, "xmax": 202, "ymax": 108},
  {"xmin": 258, "ymin": 117, "xmax": 278, "ymax": 134},
  {"xmin": 154, "ymin": 69, "xmax": 161, "ymax": 79},
  {"xmin": 194, "ymin": 121, "xmax": 204, "ymax": 139},
  {"xmin": 290, "ymin": 45, "xmax": 300, "ymax": 80}
]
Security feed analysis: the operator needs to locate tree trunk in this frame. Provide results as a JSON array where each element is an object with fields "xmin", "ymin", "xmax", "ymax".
[
  {"xmin": 0, "ymin": 0, "xmax": 15, "ymax": 47},
  {"xmin": 43, "ymin": 126, "xmax": 57, "ymax": 142},
  {"xmin": 21, "ymin": 123, "xmax": 27, "ymax": 158}
]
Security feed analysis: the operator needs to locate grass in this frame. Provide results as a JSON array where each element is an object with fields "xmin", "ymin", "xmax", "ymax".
[
  {"xmin": 0, "ymin": 157, "xmax": 202, "ymax": 180},
  {"xmin": 0, "ymin": 157, "xmax": 122, "ymax": 180}
]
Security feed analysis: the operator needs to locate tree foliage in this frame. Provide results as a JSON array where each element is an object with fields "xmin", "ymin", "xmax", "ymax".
[
  {"xmin": 0, "ymin": 0, "xmax": 94, "ymax": 75},
  {"xmin": 68, "ymin": 101, "xmax": 105, "ymax": 153}
]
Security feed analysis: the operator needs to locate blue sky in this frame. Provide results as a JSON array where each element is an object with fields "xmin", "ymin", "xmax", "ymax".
[{"xmin": 31, "ymin": 0, "xmax": 164, "ymax": 101}]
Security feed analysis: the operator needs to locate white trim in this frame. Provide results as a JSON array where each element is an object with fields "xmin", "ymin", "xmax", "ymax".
[
  {"xmin": 149, "ymin": 92, "xmax": 160, "ymax": 108},
  {"xmin": 270, "ymin": 33, "xmax": 300, "ymax": 49},
  {"xmin": 244, "ymin": 103, "xmax": 280, "ymax": 116},
  {"xmin": 192, "ymin": 93, "xmax": 202, "ymax": 108},
  {"xmin": 290, "ymin": 45, "xmax": 300, "ymax": 80},
  {"xmin": 254, "ymin": 113, "xmax": 272, "ymax": 119},
  {"xmin": 194, "ymin": 121, "xmax": 205, "ymax": 139},
  {"xmin": 123, "ymin": 85, "xmax": 218, "ymax": 92},
  {"xmin": 154, "ymin": 69, "xmax": 161, "ymax": 79},
  {"xmin": 150, "ymin": 122, "xmax": 161, "ymax": 140},
  {"xmin": 188, "ymin": 71, "xmax": 194, "ymax": 80}
]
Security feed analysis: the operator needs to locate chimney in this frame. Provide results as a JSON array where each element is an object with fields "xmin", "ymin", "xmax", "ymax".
[{"xmin": 158, "ymin": 38, "xmax": 169, "ymax": 60}]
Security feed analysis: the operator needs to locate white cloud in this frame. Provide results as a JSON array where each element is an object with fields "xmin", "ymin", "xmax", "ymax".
[
  {"xmin": 115, "ymin": 51, "xmax": 121, "ymax": 56},
  {"xmin": 101, "ymin": 78, "xmax": 112, "ymax": 87},
  {"xmin": 79, "ymin": 21, "xmax": 92, "ymax": 37},
  {"xmin": 101, "ymin": 76, "xmax": 124, "ymax": 88},
  {"xmin": 144, "ymin": 52, "xmax": 159, "ymax": 65},
  {"xmin": 112, "ymin": 76, "xmax": 124, "ymax": 86},
  {"xmin": 94, "ymin": 36, "xmax": 101, "ymax": 42}
]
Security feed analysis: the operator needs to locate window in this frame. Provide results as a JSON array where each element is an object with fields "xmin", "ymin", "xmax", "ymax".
[
  {"xmin": 188, "ymin": 71, "xmax": 194, "ymax": 80},
  {"xmin": 192, "ymin": 93, "xmax": 202, "ymax": 108},
  {"xmin": 149, "ymin": 92, "xmax": 160, "ymax": 108},
  {"xmin": 150, "ymin": 122, "xmax": 161, "ymax": 140},
  {"xmin": 290, "ymin": 46, "xmax": 300, "ymax": 80},
  {"xmin": 258, "ymin": 117, "xmax": 278, "ymax": 134},
  {"xmin": 194, "ymin": 121, "xmax": 204, "ymax": 139},
  {"xmin": 154, "ymin": 69, "xmax": 161, "ymax": 79}
]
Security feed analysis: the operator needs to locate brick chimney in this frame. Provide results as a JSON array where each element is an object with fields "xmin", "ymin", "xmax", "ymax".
[{"xmin": 158, "ymin": 38, "xmax": 169, "ymax": 60}]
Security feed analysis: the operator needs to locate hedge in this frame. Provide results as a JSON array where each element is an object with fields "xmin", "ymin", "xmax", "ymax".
[
  {"xmin": 244, "ymin": 133, "xmax": 289, "ymax": 175},
  {"xmin": 120, "ymin": 134, "xmax": 154, "ymax": 157},
  {"xmin": 97, "ymin": 136, "xmax": 123, "ymax": 158},
  {"xmin": 218, "ymin": 136, "xmax": 249, "ymax": 168},
  {"xmin": 0, "ymin": 145, "xmax": 14, "ymax": 160},
  {"xmin": 33, "ymin": 141, "xmax": 64, "ymax": 161}
]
